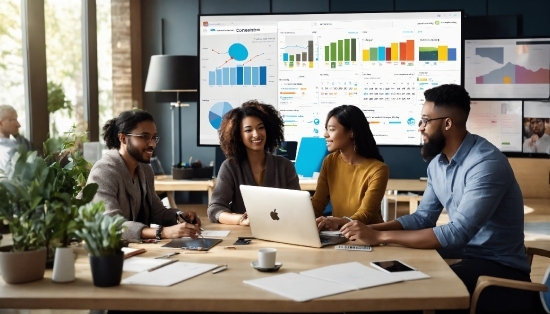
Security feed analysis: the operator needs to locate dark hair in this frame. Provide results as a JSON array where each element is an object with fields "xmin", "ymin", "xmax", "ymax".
[
  {"xmin": 326, "ymin": 105, "xmax": 384, "ymax": 162},
  {"xmin": 424, "ymin": 84, "xmax": 471, "ymax": 127},
  {"xmin": 102, "ymin": 109, "xmax": 155, "ymax": 149},
  {"xmin": 218, "ymin": 100, "xmax": 284, "ymax": 162}
]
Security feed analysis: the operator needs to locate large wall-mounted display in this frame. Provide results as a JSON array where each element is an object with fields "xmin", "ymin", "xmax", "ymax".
[
  {"xmin": 464, "ymin": 38, "xmax": 550, "ymax": 99},
  {"xmin": 198, "ymin": 12, "xmax": 462, "ymax": 146}
]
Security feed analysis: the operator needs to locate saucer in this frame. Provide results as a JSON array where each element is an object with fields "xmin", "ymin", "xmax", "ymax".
[{"xmin": 250, "ymin": 261, "xmax": 282, "ymax": 272}]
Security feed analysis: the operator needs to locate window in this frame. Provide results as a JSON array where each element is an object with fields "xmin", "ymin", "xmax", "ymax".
[{"xmin": 0, "ymin": 0, "xmax": 26, "ymax": 136}]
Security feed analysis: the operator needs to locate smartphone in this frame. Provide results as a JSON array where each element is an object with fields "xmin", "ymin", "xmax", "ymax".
[{"xmin": 370, "ymin": 260, "xmax": 416, "ymax": 273}]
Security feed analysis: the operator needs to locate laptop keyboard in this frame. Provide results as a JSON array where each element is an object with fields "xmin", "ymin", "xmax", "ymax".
[{"xmin": 319, "ymin": 235, "xmax": 332, "ymax": 244}]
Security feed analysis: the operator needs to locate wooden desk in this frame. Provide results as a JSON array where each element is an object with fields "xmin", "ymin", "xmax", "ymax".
[
  {"xmin": 0, "ymin": 209, "xmax": 469, "ymax": 313},
  {"xmin": 154, "ymin": 175, "xmax": 215, "ymax": 208}
]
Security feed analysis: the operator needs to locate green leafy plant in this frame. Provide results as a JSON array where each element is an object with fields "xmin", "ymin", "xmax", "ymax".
[
  {"xmin": 42, "ymin": 127, "xmax": 95, "ymax": 250},
  {"xmin": 47, "ymin": 81, "xmax": 72, "ymax": 115},
  {"xmin": 75, "ymin": 202, "xmax": 126, "ymax": 257},
  {"xmin": 0, "ymin": 150, "xmax": 50, "ymax": 252}
]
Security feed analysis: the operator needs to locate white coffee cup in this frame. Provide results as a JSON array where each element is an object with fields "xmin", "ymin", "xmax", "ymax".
[{"xmin": 258, "ymin": 248, "xmax": 277, "ymax": 268}]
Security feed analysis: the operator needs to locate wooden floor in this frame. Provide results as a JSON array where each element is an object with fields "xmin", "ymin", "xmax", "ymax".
[{"xmin": 1, "ymin": 202, "xmax": 549, "ymax": 314}]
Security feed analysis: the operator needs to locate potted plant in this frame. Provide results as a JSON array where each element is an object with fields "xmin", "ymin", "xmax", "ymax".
[
  {"xmin": 0, "ymin": 150, "xmax": 50, "ymax": 284},
  {"xmin": 42, "ymin": 126, "xmax": 96, "ymax": 282},
  {"xmin": 75, "ymin": 201, "xmax": 126, "ymax": 287}
]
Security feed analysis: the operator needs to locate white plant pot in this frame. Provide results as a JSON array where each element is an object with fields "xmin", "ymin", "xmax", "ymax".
[{"xmin": 52, "ymin": 247, "xmax": 75, "ymax": 283}]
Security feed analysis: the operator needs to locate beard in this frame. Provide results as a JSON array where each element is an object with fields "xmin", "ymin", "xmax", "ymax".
[
  {"xmin": 421, "ymin": 127, "xmax": 446, "ymax": 162},
  {"xmin": 127, "ymin": 140, "xmax": 153, "ymax": 164}
]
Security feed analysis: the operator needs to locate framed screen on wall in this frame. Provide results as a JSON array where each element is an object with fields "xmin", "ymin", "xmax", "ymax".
[
  {"xmin": 198, "ymin": 11, "xmax": 463, "ymax": 146},
  {"xmin": 464, "ymin": 38, "xmax": 550, "ymax": 99}
]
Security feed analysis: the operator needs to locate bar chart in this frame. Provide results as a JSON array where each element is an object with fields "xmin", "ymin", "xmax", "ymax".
[
  {"xmin": 362, "ymin": 40, "xmax": 415, "ymax": 63},
  {"xmin": 418, "ymin": 46, "xmax": 457, "ymax": 61},
  {"xmin": 280, "ymin": 35, "xmax": 315, "ymax": 69},
  {"xmin": 322, "ymin": 37, "xmax": 358, "ymax": 68},
  {"xmin": 208, "ymin": 65, "xmax": 267, "ymax": 86}
]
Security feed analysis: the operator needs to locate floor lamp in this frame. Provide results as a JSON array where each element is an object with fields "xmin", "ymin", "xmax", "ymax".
[{"xmin": 144, "ymin": 55, "xmax": 198, "ymax": 172}]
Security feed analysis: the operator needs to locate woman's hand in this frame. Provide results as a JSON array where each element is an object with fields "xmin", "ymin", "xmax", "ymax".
[{"xmin": 316, "ymin": 216, "xmax": 347, "ymax": 231}]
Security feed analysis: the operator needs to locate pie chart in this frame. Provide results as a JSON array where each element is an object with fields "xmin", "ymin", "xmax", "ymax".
[{"xmin": 209, "ymin": 101, "xmax": 233, "ymax": 129}]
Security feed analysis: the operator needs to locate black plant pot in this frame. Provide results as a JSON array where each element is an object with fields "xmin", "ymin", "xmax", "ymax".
[{"xmin": 89, "ymin": 251, "xmax": 124, "ymax": 287}]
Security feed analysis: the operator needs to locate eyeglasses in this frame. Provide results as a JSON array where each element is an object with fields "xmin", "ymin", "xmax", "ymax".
[
  {"xmin": 125, "ymin": 133, "xmax": 160, "ymax": 144},
  {"xmin": 418, "ymin": 117, "xmax": 448, "ymax": 128}
]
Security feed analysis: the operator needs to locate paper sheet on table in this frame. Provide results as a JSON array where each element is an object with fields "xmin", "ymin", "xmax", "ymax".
[
  {"xmin": 300, "ymin": 262, "xmax": 403, "ymax": 289},
  {"xmin": 123, "ymin": 257, "xmax": 172, "ymax": 273},
  {"xmin": 243, "ymin": 272, "xmax": 354, "ymax": 302},
  {"xmin": 122, "ymin": 262, "xmax": 218, "ymax": 286},
  {"xmin": 200, "ymin": 230, "xmax": 230, "ymax": 237}
]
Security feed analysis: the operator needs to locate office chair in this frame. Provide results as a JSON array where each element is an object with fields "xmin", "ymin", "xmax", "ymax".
[{"xmin": 470, "ymin": 247, "xmax": 550, "ymax": 314}]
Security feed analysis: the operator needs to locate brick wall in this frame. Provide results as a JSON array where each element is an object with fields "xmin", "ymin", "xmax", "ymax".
[{"xmin": 111, "ymin": 0, "xmax": 135, "ymax": 116}]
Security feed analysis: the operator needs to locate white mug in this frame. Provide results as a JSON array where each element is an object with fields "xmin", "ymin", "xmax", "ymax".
[{"xmin": 258, "ymin": 248, "xmax": 277, "ymax": 268}]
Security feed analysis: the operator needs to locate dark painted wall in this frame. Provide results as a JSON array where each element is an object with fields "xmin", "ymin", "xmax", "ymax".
[{"xmin": 141, "ymin": 0, "xmax": 550, "ymax": 186}]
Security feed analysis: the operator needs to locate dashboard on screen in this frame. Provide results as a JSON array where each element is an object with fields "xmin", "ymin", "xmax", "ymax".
[
  {"xmin": 199, "ymin": 12, "xmax": 462, "ymax": 146},
  {"xmin": 464, "ymin": 38, "xmax": 550, "ymax": 99}
]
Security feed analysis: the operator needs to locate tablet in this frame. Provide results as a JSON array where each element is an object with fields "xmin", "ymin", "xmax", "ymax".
[{"xmin": 161, "ymin": 237, "xmax": 222, "ymax": 251}]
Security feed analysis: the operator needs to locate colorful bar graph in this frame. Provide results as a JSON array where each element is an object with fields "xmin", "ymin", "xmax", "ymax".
[
  {"xmin": 209, "ymin": 65, "xmax": 266, "ymax": 86},
  {"xmin": 283, "ymin": 40, "xmax": 314, "ymax": 68},
  {"xmin": 362, "ymin": 40, "xmax": 415, "ymax": 62},
  {"xmin": 419, "ymin": 45, "xmax": 457, "ymax": 61}
]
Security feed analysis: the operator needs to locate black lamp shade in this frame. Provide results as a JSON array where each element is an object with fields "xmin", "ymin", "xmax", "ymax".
[{"xmin": 144, "ymin": 55, "xmax": 198, "ymax": 92}]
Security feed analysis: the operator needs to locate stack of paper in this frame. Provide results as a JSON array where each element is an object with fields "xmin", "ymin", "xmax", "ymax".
[{"xmin": 243, "ymin": 262, "xmax": 404, "ymax": 302}]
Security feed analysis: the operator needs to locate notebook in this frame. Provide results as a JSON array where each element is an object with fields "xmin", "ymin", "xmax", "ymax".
[
  {"xmin": 161, "ymin": 237, "xmax": 222, "ymax": 251},
  {"xmin": 122, "ymin": 261, "xmax": 218, "ymax": 286},
  {"xmin": 243, "ymin": 262, "xmax": 403, "ymax": 302},
  {"xmin": 240, "ymin": 185, "xmax": 348, "ymax": 248}
]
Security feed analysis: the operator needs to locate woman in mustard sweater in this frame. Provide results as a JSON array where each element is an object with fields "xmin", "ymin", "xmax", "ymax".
[{"xmin": 313, "ymin": 105, "xmax": 389, "ymax": 230}]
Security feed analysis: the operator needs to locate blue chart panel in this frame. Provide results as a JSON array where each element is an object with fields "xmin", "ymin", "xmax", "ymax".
[
  {"xmin": 209, "ymin": 102, "xmax": 233, "ymax": 129},
  {"xmin": 209, "ymin": 66, "xmax": 267, "ymax": 86}
]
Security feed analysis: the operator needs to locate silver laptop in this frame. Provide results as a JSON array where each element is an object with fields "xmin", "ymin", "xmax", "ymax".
[{"xmin": 240, "ymin": 185, "xmax": 348, "ymax": 248}]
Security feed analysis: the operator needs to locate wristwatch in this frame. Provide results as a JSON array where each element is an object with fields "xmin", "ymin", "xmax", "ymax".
[{"xmin": 155, "ymin": 225, "xmax": 163, "ymax": 240}]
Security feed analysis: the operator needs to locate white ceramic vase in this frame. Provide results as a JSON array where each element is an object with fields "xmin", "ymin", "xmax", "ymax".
[{"xmin": 52, "ymin": 247, "xmax": 75, "ymax": 283}]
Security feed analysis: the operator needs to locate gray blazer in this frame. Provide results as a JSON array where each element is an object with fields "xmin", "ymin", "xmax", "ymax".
[
  {"xmin": 87, "ymin": 150, "xmax": 177, "ymax": 241},
  {"xmin": 207, "ymin": 153, "xmax": 301, "ymax": 222}
]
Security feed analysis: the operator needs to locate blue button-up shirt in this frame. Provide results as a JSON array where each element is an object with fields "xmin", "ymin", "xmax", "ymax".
[{"xmin": 397, "ymin": 132, "xmax": 530, "ymax": 273}]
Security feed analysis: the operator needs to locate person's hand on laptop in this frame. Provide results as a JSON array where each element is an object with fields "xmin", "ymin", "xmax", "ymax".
[{"xmin": 316, "ymin": 216, "xmax": 348, "ymax": 231}]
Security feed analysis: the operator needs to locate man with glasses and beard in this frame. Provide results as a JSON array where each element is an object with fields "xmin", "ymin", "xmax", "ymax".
[
  {"xmin": 339, "ymin": 84, "xmax": 542, "ymax": 313},
  {"xmin": 523, "ymin": 117, "xmax": 550, "ymax": 154},
  {"xmin": 85, "ymin": 109, "xmax": 201, "ymax": 242}
]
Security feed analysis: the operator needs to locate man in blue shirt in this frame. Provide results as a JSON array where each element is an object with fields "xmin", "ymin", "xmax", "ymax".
[{"xmin": 341, "ymin": 84, "xmax": 542, "ymax": 313}]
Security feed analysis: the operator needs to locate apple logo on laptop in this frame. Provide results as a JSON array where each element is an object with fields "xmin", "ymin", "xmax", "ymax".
[{"xmin": 270, "ymin": 209, "xmax": 279, "ymax": 220}]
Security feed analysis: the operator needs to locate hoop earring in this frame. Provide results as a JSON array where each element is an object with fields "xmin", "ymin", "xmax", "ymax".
[{"xmin": 353, "ymin": 140, "xmax": 357, "ymax": 154}]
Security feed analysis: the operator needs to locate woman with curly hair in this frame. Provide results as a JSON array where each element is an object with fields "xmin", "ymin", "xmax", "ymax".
[
  {"xmin": 207, "ymin": 100, "xmax": 300, "ymax": 225},
  {"xmin": 314, "ymin": 105, "xmax": 389, "ymax": 231}
]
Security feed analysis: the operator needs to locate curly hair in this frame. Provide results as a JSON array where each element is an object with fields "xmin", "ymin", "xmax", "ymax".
[
  {"xmin": 424, "ymin": 84, "xmax": 471, "ymax": 127},
  {"xmin": 218, "ymin": 100, "xmax": 284, "ymax": 162},
  {"xmin": 326, "ymin": 105, "xmax": 384, "ymax": 162},
  {"xmin": 102, "ymin": 109, "xmax": 155, "ymax": 149}
]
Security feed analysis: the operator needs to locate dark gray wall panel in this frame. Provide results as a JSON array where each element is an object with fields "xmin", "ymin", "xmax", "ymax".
[
  {"xmin": 395, "ymin": 0, "xmax": 486, "ymax": 16},
  {"xmin": 330, "ymin": 0, "xmax": 394, "ymax": 13},
  {"xmin": 272, "ymin": 0, "xmax": 329, "ymax": 13},
  {"xmin": 488, "ymin": 0, "xmax": 550, "ymax": 36},
  {"xmin": 200, "ymin": 0, "xmax": 270, "ymax": 15}
]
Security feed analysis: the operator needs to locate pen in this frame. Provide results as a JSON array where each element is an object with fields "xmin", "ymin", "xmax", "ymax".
[
  {"xmin": 154, "ymin": 252, "xmax": 180, "ymax": 259},
  {"xmin": 178, "ymin": 212, "xmax": 205, "ymax": 234},
  {"xmin": 212, "ymin": 265, "xmax": 228, "ymax": 274},
  {"xmin": 147, "ymin": 259, "xmax": 177, "ymax": 272}
]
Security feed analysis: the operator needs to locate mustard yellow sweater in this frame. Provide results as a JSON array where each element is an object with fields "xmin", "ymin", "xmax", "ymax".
[{"xmin": 311, "ymin": 151, "xmax": 389, "ymax": 224}]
